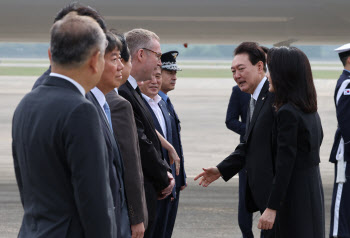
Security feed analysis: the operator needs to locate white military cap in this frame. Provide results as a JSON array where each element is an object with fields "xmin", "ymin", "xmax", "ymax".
[{"xmin": 335, "ymin": 43, "xmax": 350, "ymax": 53}]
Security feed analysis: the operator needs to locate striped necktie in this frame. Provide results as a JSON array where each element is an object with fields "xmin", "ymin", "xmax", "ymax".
[
  {"xmin": 103, "ymin": 102, "xmax": 113, "ymax": 132},
  {"xmin": 249, "ymin": 97, "xmax": 256, "ymax": 122}
]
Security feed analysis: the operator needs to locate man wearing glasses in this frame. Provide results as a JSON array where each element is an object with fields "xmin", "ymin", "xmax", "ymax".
[{"xmin": 119, "ymin": 28, "xmax": 175, "ymax": 238}]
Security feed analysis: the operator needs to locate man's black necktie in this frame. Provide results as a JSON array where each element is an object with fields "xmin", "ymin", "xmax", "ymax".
[{"xmin": 166, "ymin": 97, "xmax": 176, "ymax": 117}]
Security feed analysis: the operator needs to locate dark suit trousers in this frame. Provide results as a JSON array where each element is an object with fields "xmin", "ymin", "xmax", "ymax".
[
  {"xmin": 238, "ymin": 170, "xmax": 254, "ymax": 238},
  {"xmin": 150, "ymin": 187, "xmax": 181, "ymax": 238},
  {"xmin": 165, "ymin": 187, "xmax": 181, "ymax": 238},
  {"xmin": 149, "ymin": 196, "xmax": 172, "ymax": 238}
]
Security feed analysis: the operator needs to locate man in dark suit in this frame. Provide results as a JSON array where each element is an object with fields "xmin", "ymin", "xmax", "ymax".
[
  {"xmin": 226, "ymin": 85, "xmax": 253, "ymax": 238},
  {"xmin": 106, "ymin": 33, "xmax": 148, "ymax": 238},
  {"xmin": 86, "ymin": 31, "xmax": 131, "ymax": 238},
  {"xmin": 329, "ymin": 43, "xmax": 350, "ymax": 238},
  {"xmin": 12, "ymin": 14, "xmax": 116, "ymax": 237},
  {"xmin": 119, "ymin": 28, "xmax": 175, "ymax": 238},
  {"xmin": 32, "ymin": 2, "xmax": 107, "ymax": 90},
  {"xmin": 139, "ymin": 66, "xmax": 176, "ymax": 238},
  {"xmin": 158, "ymin": 51, "xmax": 187, "ymax": 237},
  {"xmin": 195, "ymin": 42, "xmax": 276, "ymax": 238}
]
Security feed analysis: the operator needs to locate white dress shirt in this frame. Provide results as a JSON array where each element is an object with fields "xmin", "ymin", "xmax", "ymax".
[
  {"xmin": 127, "ymin": 75, "xmax": 138, "ymax": 89},
  {"xmin": 49, "ymin": 72, "xmax": 85, "ymax": 96},
  {"xmin": 252, "ymin": 76, "xmax": 267, "ymax": 100},
  {"xmin": 91, "ymin": 87, "xmax": 109, "ymax": 120},
  {"xmin": 142, "ymin": 93, "xmax": 167, "ymax": 139}
]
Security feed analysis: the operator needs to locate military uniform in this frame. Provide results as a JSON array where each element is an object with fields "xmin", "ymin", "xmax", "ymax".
[{"xmin": 329, "ymin": 44, "xmax": 350, "ymax": 238}]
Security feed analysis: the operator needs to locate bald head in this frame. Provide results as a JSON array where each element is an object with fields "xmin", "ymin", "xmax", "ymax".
[{"xmin": 50, "ymin": 13, "xmax": 106, "ymax": 69}]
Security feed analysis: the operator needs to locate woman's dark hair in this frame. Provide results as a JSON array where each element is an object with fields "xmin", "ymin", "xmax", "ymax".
[
  {"xmin": 105, "ymin": 30, "xmax": 122, "ymax": 54},
  {"xmin": 267, "ymin": 46, "xmax": 317, "ymax": 113},
  {"xmin": 116, "ymin": 33, "xmax": 131, "ymax": 62}
]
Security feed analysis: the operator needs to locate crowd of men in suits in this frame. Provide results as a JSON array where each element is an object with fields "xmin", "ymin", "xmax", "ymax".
[
  {"xmin": 11, "ymin": 2, "xmax": 350, "ymax": 238},
  {"xmin": 12, "ymin": 3, "xmax": 186, "ymax": 238}
]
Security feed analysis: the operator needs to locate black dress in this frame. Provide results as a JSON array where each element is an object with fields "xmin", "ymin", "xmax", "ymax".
[{"xmin": 267, "ymin": 103, "xmax": 325, "ymax": 238}]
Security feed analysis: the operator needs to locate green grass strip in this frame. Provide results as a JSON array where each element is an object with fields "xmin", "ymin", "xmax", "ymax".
[
  {"xmin": 0, "ymin": 66, "xmax": 342, "ymax": 79},
  {"xmin": 0, "ymin": 67, "xmax": 48, "ymax": 76}
]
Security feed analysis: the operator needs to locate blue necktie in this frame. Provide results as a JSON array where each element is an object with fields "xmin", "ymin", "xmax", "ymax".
[{"xmin": 103, "ymin": 102, "xmax": 113, "ymax": 132}]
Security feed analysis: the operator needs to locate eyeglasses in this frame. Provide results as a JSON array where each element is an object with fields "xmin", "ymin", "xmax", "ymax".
[{"xmin": 142, "ymin": 48, "xmax": 162, "ymax": 59}]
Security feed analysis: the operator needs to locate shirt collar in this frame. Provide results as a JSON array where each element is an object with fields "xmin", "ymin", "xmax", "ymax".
[
  {"xmin": 252, "ymin": 76, "xmax": 267, "ymax": 101},
  {"xmin": 344, "ymin": 69, "xmax": 350, "ymax": 74},
  {"xmin": 91, "ymin": 87, "xmax": 106, "ymax": 108},
  {"xmin": 114, "ymin": 88, "xmax": 119, "ymax": 94},
  {"xmin": 128, "ymin": 75, "xmax": 138, "ymax": 89},
  {"xmin": 49, "ymin": 72, "xmax": 85, "ymax": 96},
  {"xmin": 141, "ymin": 93, "xmax": 162, "ymax": 104},
  {"xmin": 158, "ymin": 90, "xmax": 168, "ymax": 102}
]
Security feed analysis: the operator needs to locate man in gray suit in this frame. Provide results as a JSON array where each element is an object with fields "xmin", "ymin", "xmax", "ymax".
[{"xmin": 12, "ymin": 14, "xmax": 116, "ymax": 237}]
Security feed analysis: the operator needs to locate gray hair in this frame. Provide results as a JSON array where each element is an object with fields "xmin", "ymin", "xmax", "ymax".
[
  {"xmin": 125, "ymin": 28, "xmax": 160, "ymax": 59},
  {"xmin": 50, "ymin": 13, "xmax": 106, "ymax": 68}
]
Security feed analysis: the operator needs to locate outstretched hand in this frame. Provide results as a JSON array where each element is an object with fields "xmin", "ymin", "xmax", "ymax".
[{"xmin": 194, "ymin": 167, "xmax": 221, "ymax": 187}]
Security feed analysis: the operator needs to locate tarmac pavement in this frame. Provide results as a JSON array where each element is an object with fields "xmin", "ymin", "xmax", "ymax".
[{"xmin": 0, "ymin": 75, "xmax": 337, "ymax": 237}]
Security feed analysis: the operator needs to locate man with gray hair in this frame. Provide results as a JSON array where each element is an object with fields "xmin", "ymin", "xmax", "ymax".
[
  {"xmin": 12, "ymin": 13, "xmax": 116, "ymax": 237},
  {"xmin": 119, "ymin": 28, "xmax": 175, "ymax": 238}
]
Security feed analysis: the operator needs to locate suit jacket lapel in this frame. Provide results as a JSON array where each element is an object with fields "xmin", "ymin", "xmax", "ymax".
[
  {"xmin": 87, "ymin": 92, "xmax": 114, "ymax": 136},
  {"xmin": 143, "ymin": 98, "xmax": 165, "ymax": 137},
  {"xmin": 246, "ymin": 80, "xmax": 270, "ymax": 138},
  {"xmin": 126, "ymin": 81, "xmax": 155, "ymax": 125},
  {"xmin": 87, "ymin": 91, "xmax": 125, "ymax": 179}
]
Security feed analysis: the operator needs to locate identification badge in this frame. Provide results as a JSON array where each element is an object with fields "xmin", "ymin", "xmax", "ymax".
[{"xmin": 344, "ymin": 89, "xmax": 350, "ymax": 95}]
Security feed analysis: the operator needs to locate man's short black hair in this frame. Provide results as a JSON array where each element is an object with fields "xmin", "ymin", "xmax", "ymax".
[
  {"xmin": 105, "ymin": 31, "xmax": 122, "ymax": 54},
  {"xmin": 54, "ymin": 2, "xmax": 107, "ymax": 33},
  {"xmin": 339, "ymin": 51, "xmax": 350, "ymax": 67},
  {"xmin": 116, "ymin": 33, "xmax": 131, "ymax": 63},
  {"xmin": 260, "ymin": 46, "xmax": 269, "ymax": 55},
  {"xmin": 234, "ymin": 42, "xmax": 266, "ymax": 72}
]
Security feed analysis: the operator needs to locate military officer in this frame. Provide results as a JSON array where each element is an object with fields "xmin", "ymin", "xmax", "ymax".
[{"xmin": 329, "ymin": 43, "xmax": 350, "ymax": 238}]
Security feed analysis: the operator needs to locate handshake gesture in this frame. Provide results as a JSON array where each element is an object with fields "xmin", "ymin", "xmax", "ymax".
[{"xmin": 194, "ymin": 167, "xmax": 221, "ymax": 187}]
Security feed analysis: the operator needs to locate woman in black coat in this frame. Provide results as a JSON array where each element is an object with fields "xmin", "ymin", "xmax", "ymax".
[{"xmin": 258, "ymin": 46, "xmax": 325, "ymax": 238}]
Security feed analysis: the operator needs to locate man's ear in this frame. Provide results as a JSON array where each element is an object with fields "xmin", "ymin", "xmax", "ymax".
[
  {"xmin": 347, "ymin": 56, "xmax": 350, "ymax": 66},
  {"xmin": 89, "ymin": 50, "xmax": 102, "ymax": 74},
  {"xmin": 48, "ymin": 48, "xmax": 52, "ymax": 64},
  {"xmin": 137, "ymin": 49, "xmax": 144, "ymax": 62},
  {"xmin": 257, "ymin": 61, "xmax": 264, "ymax": 72}
]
